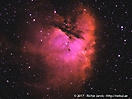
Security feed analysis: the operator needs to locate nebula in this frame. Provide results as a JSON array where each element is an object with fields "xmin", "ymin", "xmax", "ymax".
[{"xmin": 22, "ymin": 3, "xmax": 96, "ymax": 99}]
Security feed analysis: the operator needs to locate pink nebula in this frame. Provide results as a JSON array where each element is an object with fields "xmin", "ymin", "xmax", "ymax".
[{"xmin": 23, "ymin": 5, "xmax": 96, "ymax": 98}]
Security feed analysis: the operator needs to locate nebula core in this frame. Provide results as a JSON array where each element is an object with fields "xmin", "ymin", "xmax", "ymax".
[{"xmin": 23, "ymin": 3, "xmax": 96, "ymax": 99}]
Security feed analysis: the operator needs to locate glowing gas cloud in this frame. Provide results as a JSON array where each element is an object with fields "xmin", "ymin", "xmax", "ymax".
[{"xmin": 23, "ymin": 3, "xmax": 96, "ymax": 99}]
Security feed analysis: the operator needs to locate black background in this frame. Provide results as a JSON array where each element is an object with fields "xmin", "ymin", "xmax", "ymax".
[{"xmin": 0, "ymin": 0, "xmax": 131, "ymax": 99}]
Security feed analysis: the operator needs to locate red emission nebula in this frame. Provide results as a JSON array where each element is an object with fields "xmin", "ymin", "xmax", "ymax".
[{"xmin": 22, "ymin": 3, "xmax": 97, "ymax": 99}]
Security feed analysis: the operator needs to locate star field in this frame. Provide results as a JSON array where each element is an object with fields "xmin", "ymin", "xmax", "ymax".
[{"xmin": 0, "ymin": 0, "xmax": 132, "ymax": 99}]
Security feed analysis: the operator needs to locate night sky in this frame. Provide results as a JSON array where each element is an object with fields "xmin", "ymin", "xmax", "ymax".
[{"xmin": 0, "ymin": 0, "xmax": 132, "ymax": 99}]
